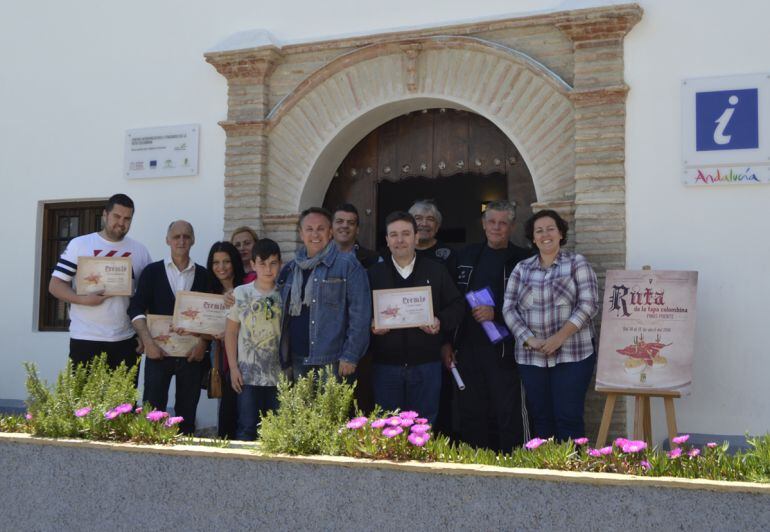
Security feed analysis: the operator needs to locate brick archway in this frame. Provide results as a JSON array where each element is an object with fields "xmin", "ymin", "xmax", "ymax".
[{"xmin": 265, "ymin": 37, "xmax": 575, "ymax": 212}]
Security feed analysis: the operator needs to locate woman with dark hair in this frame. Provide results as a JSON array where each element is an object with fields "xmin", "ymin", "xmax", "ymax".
[
  {"xmin": 502, "ymin": 209, "xmax": 599, "ymax": 442},
  {"xmin": 206, "ymin": 241, "xmax": 245, "ymax": 439}
]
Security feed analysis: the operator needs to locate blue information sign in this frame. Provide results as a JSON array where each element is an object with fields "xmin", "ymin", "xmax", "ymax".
[{"xmin": 695, "ymin": 88, "xmax": 758, "ymax": 152}]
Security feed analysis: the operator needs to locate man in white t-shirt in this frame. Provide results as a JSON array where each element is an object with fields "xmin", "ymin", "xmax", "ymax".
[{"xmin": 49, "ymin": 193, "xmax": 152, "ymax": 372}]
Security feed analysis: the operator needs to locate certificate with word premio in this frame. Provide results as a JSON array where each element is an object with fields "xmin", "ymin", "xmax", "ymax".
[
  {"xmin": 172, "ymin": 291, "xmax": 227, "ymax": 336},
  {"xmin": 75, "ymin": 256, "xmax": 132, "ymax": 296},
  {"xmin": 147, "ymin": 314, "xmax": 199, "ymax": 358},
  {"xmin": 372, "ymin": 286, "xmax": 434, "ymax": 330}
]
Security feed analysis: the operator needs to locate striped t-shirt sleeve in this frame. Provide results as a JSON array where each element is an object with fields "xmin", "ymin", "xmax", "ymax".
[{"xmin": 52, "ymin": 241, "xmax": 80, "ymax": 282}]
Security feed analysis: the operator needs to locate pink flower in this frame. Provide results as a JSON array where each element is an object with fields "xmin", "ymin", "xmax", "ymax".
[
  {"xmin": 415, "ymin": 418, "xmax": 429, "ymax": 424},
  {"xmin": 114, "ymin": 403, "xmax": 133, "ymax": 415},
  {"xmin": 370, "ymin": 419, "xmax": 387, "ymax": 428},
  {"xmin": 614, "ymin": 437, "xmax": 629, "ymax": 448},
  {"xmin": 399, "ymin": 418, "xmax": 414, "ymax": 427},
  {"xmin": 382, "ymin": 426, "xmax": 403, "ymax": 438},
  {"xmin": 574, "ymin": 437, "xmax": 589, "ymax": 446},
  {"xmin": 621, "ymin": 440, "xmax": 647, "ymax": 453},
  {"xmin": 668, "ymin": 448, "xmax": 682, "ymax": 459},
  {"xmin": 525, "ymin": 438, "xmax": 546, "ymax": 450},
  {"xmin": 386, "ymin": 416, "xmax": 403, "ymax": 427},
  {"xmin": 688, "ymin": 448, "xmax": 701, "ymax": 458},
  {"xmin": 165, "ymin": 416, "xmax": 184, "ymax": 427},
  {"xmin": 146, "ymin": 410, "xmax": 169, "ymax": 422},
  {"xmin": 25, "ymin": 413, "xmax": 32, "ymax": 420},
  {"xmin": 672, "ymin": 434, "xmax": 690, "ymax": 445},
  {"xmin": 74, "ymin": 407, "xmax": 92, "ymax": 418},
  {"xmin": 104, "ymin": 409, "xmax": 120, "ymax": 420},
  {"xmin": 346, "ymin": 417, "xmax": 368, "ymax": 430},
  {"xmin": 599, "ymin": 446, "xmax": 613, "ymax": 456},
  {"xmin": 640, "ymin": 460, "xmax": 651, "ymax": 470},
  {"xmin": 408, "ymin": 432, "xmax": 430, "ymax": 447},
  {"xmin": 588, "ymin": 448, "xmax": 602, "ymax": 457},
  {"xmin": 706, "ymin": 442, "xmax": 717, "ymax": 449},
  {"xmin": 135, "ymin": 407, "xmax": 143, "ymax": 414},
  {"xmin": 410, "ymin": 424, "xmax": 431, "ymax": 434},
  {"xmin": 399, "ymin": 411, "xmax": 419, "ymax": 419}
]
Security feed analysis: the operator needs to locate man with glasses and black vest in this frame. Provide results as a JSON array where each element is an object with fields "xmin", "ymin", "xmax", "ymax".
[{"xmin": 450, "ymin": 200, "xmax": 532, "ymax": 452}]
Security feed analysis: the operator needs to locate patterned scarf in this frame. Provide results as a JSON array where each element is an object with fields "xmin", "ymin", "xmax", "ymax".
[{"xmin": 288, "ymin": 241, "xmax": 334, "ymax": 316}]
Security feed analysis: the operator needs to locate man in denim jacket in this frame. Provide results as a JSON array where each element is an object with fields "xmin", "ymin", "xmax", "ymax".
[{"xmin": 277, "ymin": 207, "xmax": 372, "ymax": 379}]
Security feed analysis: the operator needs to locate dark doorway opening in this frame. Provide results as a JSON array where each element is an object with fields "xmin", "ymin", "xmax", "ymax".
[
  {"xmin": 323, "ymin": 108, "xmax": 536, "ymax": 251},
  {"xmin": 376, "ymin": 173, "xmax": 507, "ymax": 250}
]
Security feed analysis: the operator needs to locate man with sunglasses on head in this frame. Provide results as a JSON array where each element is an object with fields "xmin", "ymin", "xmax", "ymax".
[
  {"xmin": 331, "ymin": 203, "xmax": 381, "ymax": 269},
  {"xmin": 49, "ymin": 193, "xmax": 152, "ymax": 373}
]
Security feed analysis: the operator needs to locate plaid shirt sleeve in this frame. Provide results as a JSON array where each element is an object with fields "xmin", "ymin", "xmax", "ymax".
[
  {"xmin": 503, "ymin": 261, "xmax": 535, "ymax": 344},
  {"xmin": 567, "ymin": 254, "xmax": 599, "ymax": 331}
]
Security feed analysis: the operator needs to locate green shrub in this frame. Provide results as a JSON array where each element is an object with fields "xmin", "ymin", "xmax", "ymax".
[
  {"xmin": 24, "ymin": 354, "xmax": 182, "ymax": 444},
  {"xmin": 259, "ymin": 368, "xmax": 355, "ymax": 455}
]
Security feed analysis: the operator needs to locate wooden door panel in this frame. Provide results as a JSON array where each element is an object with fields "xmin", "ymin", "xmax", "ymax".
[
  {"xmin": 433, "ymin": 109, "xmax": 469, "ymax": 177},
  {"xmin": 469, "ymin": 113, "xmax": 508, "ymax": 175},
  {"xmin": 395, "ymin": 111, "xmax": 433, "ymax": 179}
]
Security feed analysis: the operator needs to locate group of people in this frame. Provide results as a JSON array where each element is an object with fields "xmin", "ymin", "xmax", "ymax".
[{"xmin": 50, "ymin": 192, "xmax": 599, "ymax": 449}]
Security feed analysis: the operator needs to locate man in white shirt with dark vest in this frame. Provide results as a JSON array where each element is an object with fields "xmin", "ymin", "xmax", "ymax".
[
  {"xmin": 49, "ymin": 193, "xmax": 152, "ymax": 372},
  {"xmin": 128, "ymin": 220, "xmax": 209, "ymax": 434}
]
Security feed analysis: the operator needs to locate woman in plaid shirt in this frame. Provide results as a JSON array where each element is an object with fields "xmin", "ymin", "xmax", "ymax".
[{"xmin": 503, "ymin": 210, "xmax": 599, "ymax": 441}]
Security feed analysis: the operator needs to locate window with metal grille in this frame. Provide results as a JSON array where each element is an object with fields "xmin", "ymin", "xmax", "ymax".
[{"xmin": 39, "ymin": 200, "xmax": 106, "ymax": 331}]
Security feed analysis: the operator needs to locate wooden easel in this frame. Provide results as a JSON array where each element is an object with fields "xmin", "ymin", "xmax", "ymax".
[{"xmin": 595, "ymin": 386, "xmax": 681, "ymax": 448}]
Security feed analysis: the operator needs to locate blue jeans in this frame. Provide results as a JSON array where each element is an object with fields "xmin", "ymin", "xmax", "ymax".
[
  {"xmin": 373, "ymin": 362, "xmax": 442, "ymax": 424},
  {"xmin": 143, "ymin": 357, "xmax": 202, "ymax": 435},
  {"xmin": 236, "ymin": 385, "xmax": 278, "ymax": 441},
  {"xmin": 517, "ymin": 353, "xmax": 596, "ymax": 442}
]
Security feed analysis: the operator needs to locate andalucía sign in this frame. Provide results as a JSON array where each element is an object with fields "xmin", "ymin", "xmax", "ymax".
[{"xmin": 681, "ymin": 73, "xmax": 770, "ymax": 186}]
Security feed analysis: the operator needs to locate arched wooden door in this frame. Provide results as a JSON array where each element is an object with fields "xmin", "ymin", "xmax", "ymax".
[{"xmin": 323, "ymin": 108, "xmax": 536, "ymax": 250}]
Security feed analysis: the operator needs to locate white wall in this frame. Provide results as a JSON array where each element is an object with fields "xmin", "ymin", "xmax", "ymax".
[
  {"xmin": 2, "ymin": 0, "xmax": 768, "ymax": 436},
  {"xmin": 625, "ymin": 0, "xmax": 770, "ymax": 439}
]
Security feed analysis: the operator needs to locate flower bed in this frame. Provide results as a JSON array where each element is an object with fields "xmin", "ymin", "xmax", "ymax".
[
  {"xmin": 8, "ymin": 360, "xmax": 770, "ymax": 483},
  {"xmin": 3, "ymin": 362, "xmax": 769, "ymax": 528}
]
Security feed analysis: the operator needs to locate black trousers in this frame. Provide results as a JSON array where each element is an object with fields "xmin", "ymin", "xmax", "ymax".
[
  {"xmin": 218, "ymin": 372, "xmax": 238, "ymax": 440},
  {"xmin": 143, "ymin": 357, "xmax": 203, "ymax": 435},
  {"xmin": 456, "ymin": 343, "xmax": 527, "ymax": 453},
  {"xmin": 69, "ymin": 337, "xmax": 141, "ymax": 386}
]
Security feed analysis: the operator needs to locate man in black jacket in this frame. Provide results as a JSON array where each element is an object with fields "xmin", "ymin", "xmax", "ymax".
[
  {"xmin": 450, "ymin": 201, "xmax": 532, "ymax": 452},
  {"xmin": 332, "ymin": 203, "xmax": 381, "ymax": 269},
  {"xmin": 128, "ymin": 220, "xmax": 209, "ymax": 434},
  {"xmin": 369, "ymin": 212, "xmax": 464, "ymax": 424}
]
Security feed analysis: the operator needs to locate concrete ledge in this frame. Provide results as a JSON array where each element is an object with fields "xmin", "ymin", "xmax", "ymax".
[{"xmin": 1, "ymin": 433, "xmax": 768, "ymax": 530}]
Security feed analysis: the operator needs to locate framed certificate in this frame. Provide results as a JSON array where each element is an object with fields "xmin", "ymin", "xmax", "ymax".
[
  {"xmin": 75, "ymin": 256, "xmax": 132, "ymax": 296},
  {"xmin": 146, "ymin": 314, "xmax": 199, "ymax": 358},
  {"xmin": 372, "ymin": 286, "xmax": 434, "ymax": 330},
  {"xmin": 172, "ymin": 291, "xmax": 227, "ymax": 335}
]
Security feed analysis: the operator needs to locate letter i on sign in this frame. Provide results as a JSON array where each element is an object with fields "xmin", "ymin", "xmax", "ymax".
[
  {"xmin": 695, "ymin": 88, "xmax": 759, "ymax": 152},
  {"xmin": 713, "ymin": 95, "xmax": 738, "ymax": 145}
]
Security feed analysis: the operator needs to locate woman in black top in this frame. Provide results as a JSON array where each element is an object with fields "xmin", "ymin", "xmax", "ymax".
[{"xmin": 206, "ymin": 241, "xmax": 245, "ymax": 439}]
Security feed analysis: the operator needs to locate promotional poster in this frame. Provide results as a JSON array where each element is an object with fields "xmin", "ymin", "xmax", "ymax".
[{"xmin": 596, "ymin": 270, "xmax": 698, "ymax": 394}]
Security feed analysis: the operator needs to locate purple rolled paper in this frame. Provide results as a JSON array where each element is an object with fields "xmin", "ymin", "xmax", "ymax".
[{"xmin": 465, "ymin": 287, "xmax": 511, "ymax": 344}]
